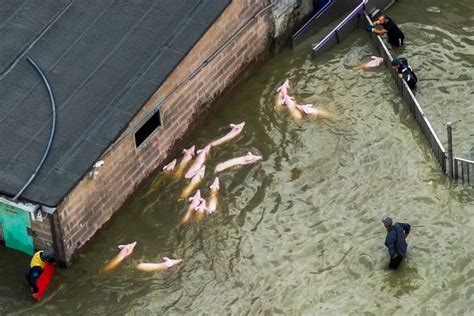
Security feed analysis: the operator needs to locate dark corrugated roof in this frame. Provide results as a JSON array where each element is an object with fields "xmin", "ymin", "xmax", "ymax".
[{"xmin": 0, "ymin": 0, "xmax": 231, "ymax": 206}]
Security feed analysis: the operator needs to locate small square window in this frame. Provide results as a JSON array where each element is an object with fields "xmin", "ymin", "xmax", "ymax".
[{"xmin": 134, "ymin": 110, "xmax": 162, "ymax": 147}]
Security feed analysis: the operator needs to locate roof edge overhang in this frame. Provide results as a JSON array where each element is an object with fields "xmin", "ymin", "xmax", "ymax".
[{"xmin": 0, "ymin": 195, "xmax": 56, "ymax": 215}]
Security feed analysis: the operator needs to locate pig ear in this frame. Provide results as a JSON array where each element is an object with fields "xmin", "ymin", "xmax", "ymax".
[
  {"xmin": 163, "ymin": 257, "xmax": 170, "ymax": 261},
  {"xmin": 247, "ymin": 152, "xmax": 252, "ymax": 156},
  {"xmin": 230, "ymin": 123, "xmax": 236, "ymax": 128},
  {"xmin": 197, "ymin": 149, "xmax": 202, "ymax": 154},
  {"xmin": 118, "ymin": 245, "xmax": 125, "ymax": 249}
]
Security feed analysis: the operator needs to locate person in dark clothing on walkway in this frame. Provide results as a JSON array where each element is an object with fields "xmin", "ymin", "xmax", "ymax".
[
  {"xmin": 382, "ymin": 217, "xmax": 411, "ymax": 270},
  {"xmin": 25, "ymin": 249, "xmax": 55, "ymax": 298},
  {"xmin": 370, "ymin": 15, "xmax": 405, "ymax": 47},
  {"xmin": 391, "ymin": 58, "xmax": 418, "ymax": 89}
]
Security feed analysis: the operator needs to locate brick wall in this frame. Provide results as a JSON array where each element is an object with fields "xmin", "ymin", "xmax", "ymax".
[
  {"xmin": 50, "ymin": 1, "xmax": 274, "ymax": 266},
  {"xmin": 31, "ymin": 212, "xmax": 64, "ymax": 260},
  {"xmin": 31, "ymin": 216, "xmax": 52, "ymax": 250}
]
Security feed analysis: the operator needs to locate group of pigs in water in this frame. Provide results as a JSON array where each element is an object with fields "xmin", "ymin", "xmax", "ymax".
[
  {"xmin": 102, "ymin": 56, "xmax": 384, "ymax": 273},
  {"xmin": 103, "ymin": 118, "xmax": 260, "ymax": 272},
  {"xmin": 170, "ymin": 122, "xmax": 262, "ymax": 223}
]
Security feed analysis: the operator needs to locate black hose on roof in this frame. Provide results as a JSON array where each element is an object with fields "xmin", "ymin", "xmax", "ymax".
[{"xmin": 13, "ymin": 57, "xmax": 57, "ymax": 201}]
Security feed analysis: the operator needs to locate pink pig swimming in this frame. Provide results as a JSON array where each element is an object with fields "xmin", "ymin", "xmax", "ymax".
[
  {"xmin": 185, "ymin": 144, "xmax": 211, "ymax": 179},
  {"xmin": 295, "ymin": 103, "xmax": 331, "ymax": 119},
  {"xmin": 152, "ymin": 159, "xmax": 176, "ymax": 188},
  {"xmin": 207, "ymin": 177, "xmax": 220, "ymax": 214},
  {"xmin": 181, "ymin": 165, "xmax": 205, "ymax": 199},
  {"xmin": 214, "ymin": 152, "xmax": 262, "ymax": 173},
  {"xmin": 276, "ymin": 79, "xmax": 291, "ymax": 107},
  {"xmin": 162, "ymin": 159, "xmax": 176, "ymax": 174},
  {"xmin": 195, "ymin": 199, "xmax": 208, "ymax": 220},
  {"xmin": 284, "ymin": 94, "xmax": 303, "ymax": 120},
  {"xmin": 356, "ymin": 56, "xmax": 384, "ymax": 69},
  {"xmin": 175, "ymin": 145, "xmax": 196, "ymax": 178},
  {"xmin": 135, "ymin": 257, "xmax": 183, "ymax": 272},
  {"xmin": 210, "ymin": 122, "xmax": 245, "ymax": 147},
  {"xmin": 181, "ymin": 190, "xmax": 205, "ymax": 224},
  {"xmin": 102, "ymin": 241, "xmax": 137, "ymax": 272}
]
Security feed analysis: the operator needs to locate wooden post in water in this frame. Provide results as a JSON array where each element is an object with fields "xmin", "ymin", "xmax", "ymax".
[{"xmin": 447, "ymin": 122, "xmax": 454, "ymax": 180}]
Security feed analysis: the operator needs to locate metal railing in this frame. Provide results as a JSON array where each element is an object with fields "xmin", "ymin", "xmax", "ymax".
[
  {"xmin": 390, "ymin": 65, "xmax": 448, "ymax": 174},
  {"xmin": 363, "ymin": 12, "xmax": 473, "ymax": 185},
  {"xmin": 292, "ymin": 0, "xmax": 395, "ymax": 48},
  {"xmin": 292, "ymin": 0, "xmax": 368, "ymax": 48},
  {"xmin": 312, "ymin": 0, "xmax": 368, "ymax": 54},
  {"xmin": 292, "ymin": 0, "xmax": 334, "ymax": 46},
  {"xmin": 448, "ymin": 123, "xmax": 473, "ymax": 185},
  {"xmin": 453, "ymin": 157, "xmax": 473, "ymax": 185}
]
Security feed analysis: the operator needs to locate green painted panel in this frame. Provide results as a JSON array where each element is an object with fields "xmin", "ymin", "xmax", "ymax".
[{"xmin": 0, "ymin": 202, "xmax": 34, "ymax": 255}]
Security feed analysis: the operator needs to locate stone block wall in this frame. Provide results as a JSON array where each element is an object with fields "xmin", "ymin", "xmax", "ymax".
[{"xmin": 49, "ymin": 0, "xmax": 275, "ymax": 266}]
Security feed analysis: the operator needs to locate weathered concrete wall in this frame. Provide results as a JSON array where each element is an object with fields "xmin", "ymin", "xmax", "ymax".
[
  {"xmin": 271, "ymin": 0, "xmax": 314, "ymax": 46},
  {"xmin": 51, "ymin": 1, "xmax": 274, "ymax": 266}
]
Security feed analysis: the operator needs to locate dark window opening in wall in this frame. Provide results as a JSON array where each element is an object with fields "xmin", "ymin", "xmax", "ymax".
[{"xmin": 134, "ymin": 110, "xmax": 162, "ymax": 147}]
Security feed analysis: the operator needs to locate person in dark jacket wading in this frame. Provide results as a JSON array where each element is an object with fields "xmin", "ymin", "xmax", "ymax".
[{"xmin": 382, "ymin": 217, "xmax": 411, "ymax": 270}]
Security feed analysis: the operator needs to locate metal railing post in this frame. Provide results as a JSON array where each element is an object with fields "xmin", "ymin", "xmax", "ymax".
[{"xmin": 447, "ymin": 122, "xmax": 454, "ymax": 179}]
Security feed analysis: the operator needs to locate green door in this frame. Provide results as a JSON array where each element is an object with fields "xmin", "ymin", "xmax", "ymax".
[{"xmin": 0, "ymin": 202, "xmax": 34, "ymax": 255}]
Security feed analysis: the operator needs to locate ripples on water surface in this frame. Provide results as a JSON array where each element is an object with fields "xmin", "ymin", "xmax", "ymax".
[
  {"xmin": 1, "ymin": 0, "xmax": 473, "ymax": 314},
  {"xmin": 393, "ymin": 0, "xmax": 474, "ymax": 157}
]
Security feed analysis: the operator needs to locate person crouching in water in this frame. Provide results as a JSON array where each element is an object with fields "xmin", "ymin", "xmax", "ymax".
[
  {"xmin": 382, "ymin": 217, "xmax": 411, "ymax": 270},
  {"xmin": 25, "ymin": 249, "xmax": 55, "ymax": 298},
  {"xmin": 391, "ymin": 58, "xmax": 418, "ymax": 89}
]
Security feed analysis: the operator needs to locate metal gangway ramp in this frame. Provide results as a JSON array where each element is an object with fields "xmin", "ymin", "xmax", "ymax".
[{"xmin": 292, "ymin": 0, "xmax": 394, "ymax": 54}]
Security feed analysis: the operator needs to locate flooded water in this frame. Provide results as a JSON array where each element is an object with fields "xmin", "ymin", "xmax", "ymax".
[
  {"xmin": 1, "ymin": 0, "xmax": 473, "ymax": 314},
  {"xmin": 388, "ymin": 0, "xmax": 474, "ymax": 157}
]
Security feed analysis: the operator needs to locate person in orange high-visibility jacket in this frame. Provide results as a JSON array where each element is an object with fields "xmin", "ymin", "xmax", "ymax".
[{"xmin": 25, "ymin": 250, "xmax": 55, "ymax": 298}]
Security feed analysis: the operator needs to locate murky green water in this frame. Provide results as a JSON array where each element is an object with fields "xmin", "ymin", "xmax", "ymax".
[{"xmin": 1, "ymin": 0, "xmax": 473, "ymax": 314}]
